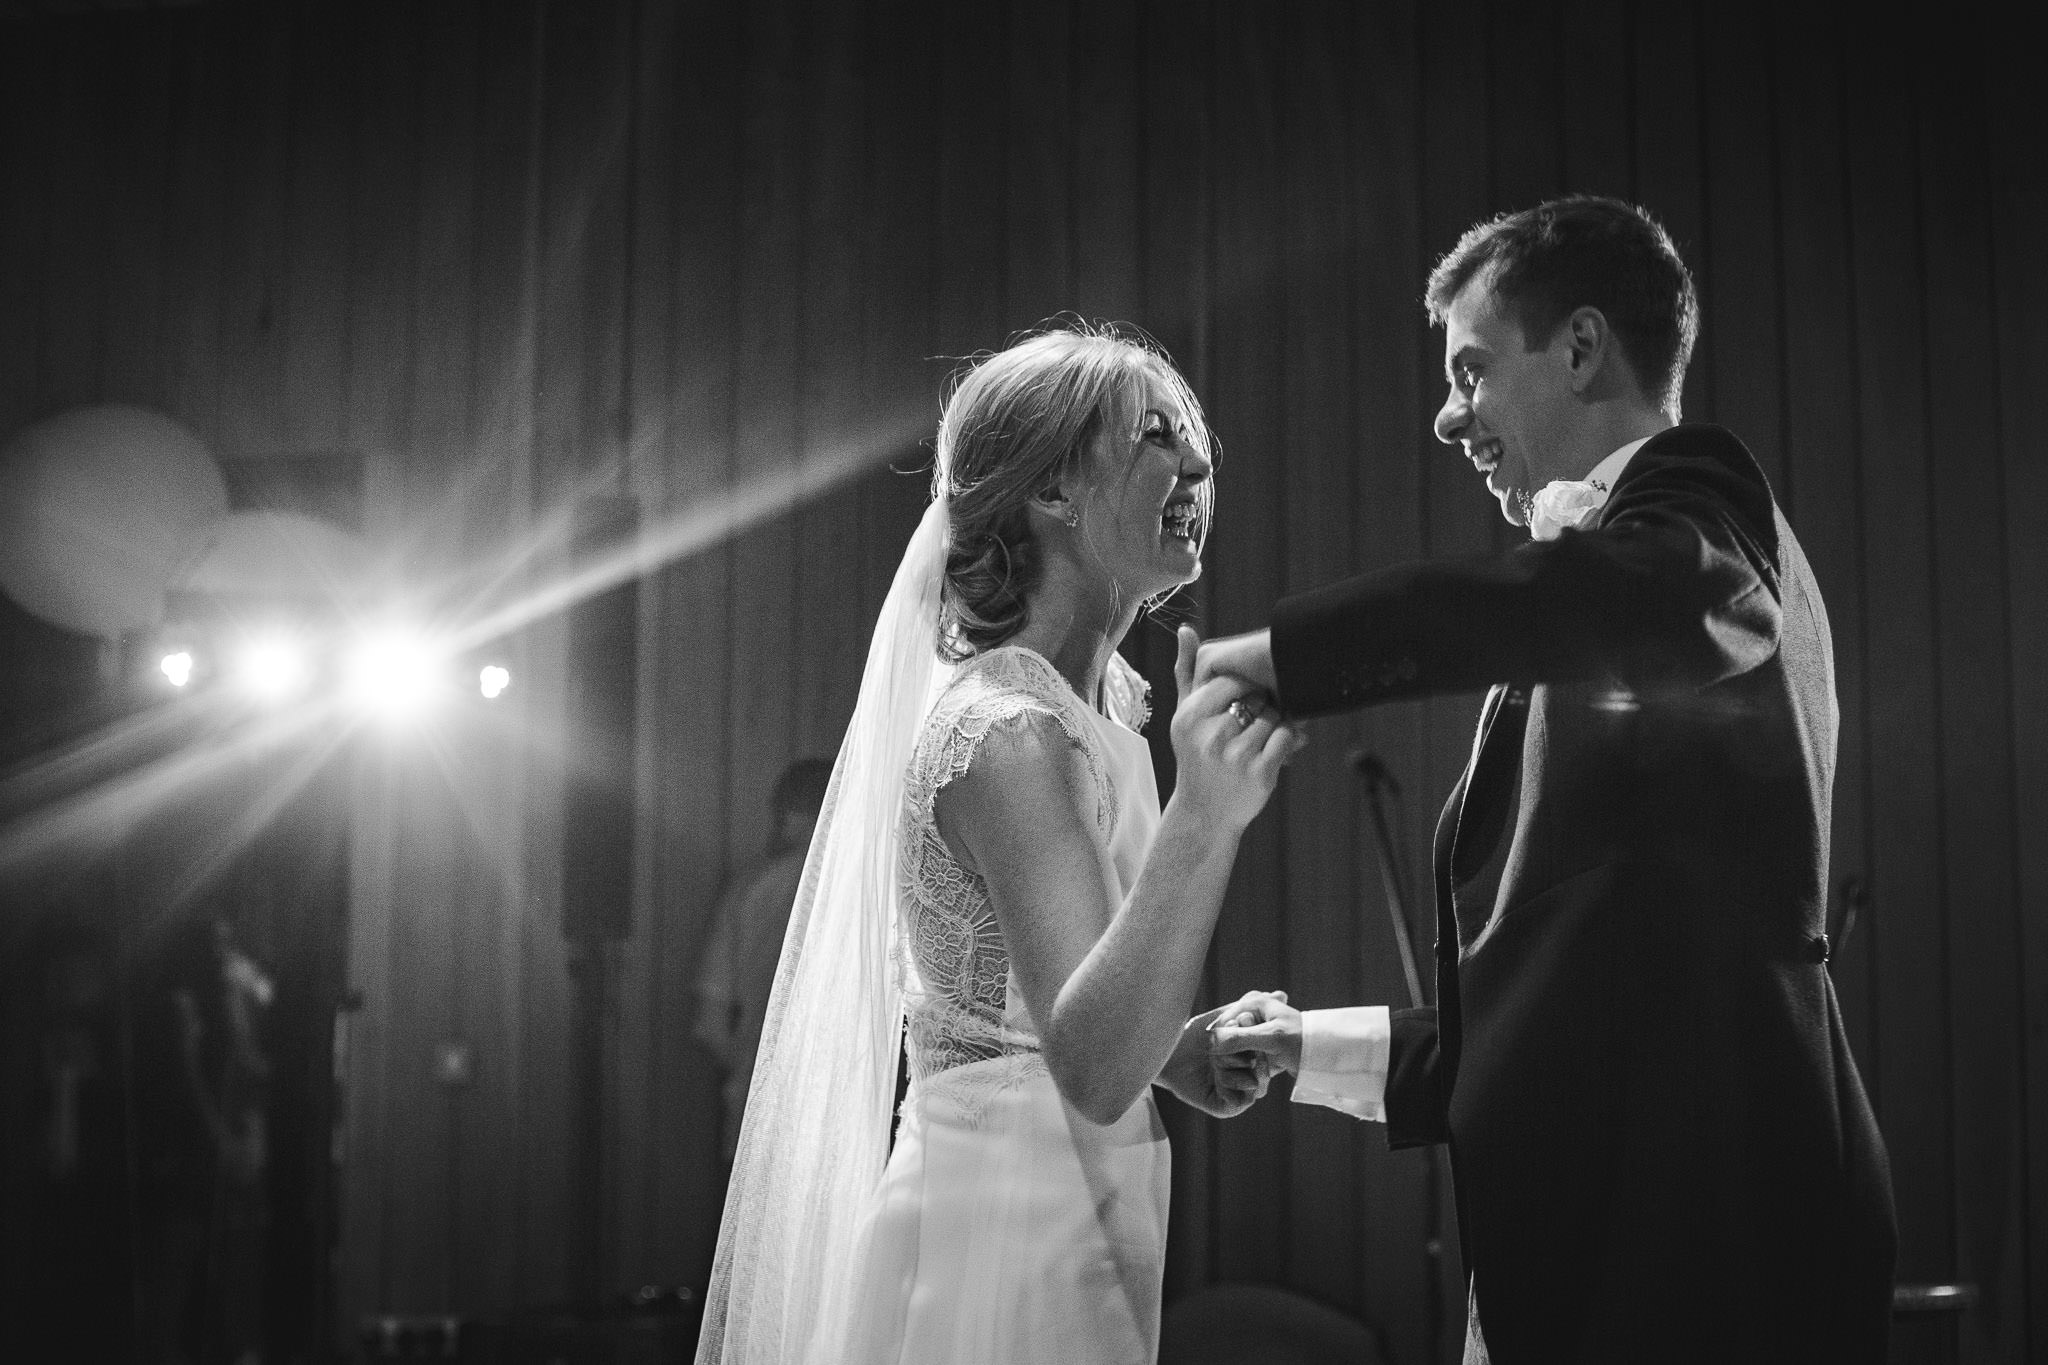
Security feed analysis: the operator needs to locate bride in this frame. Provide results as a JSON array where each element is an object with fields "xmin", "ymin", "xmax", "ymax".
[{"xmin": 696, "ymin": 324, "xmax": 1302, "ymax": 1365}]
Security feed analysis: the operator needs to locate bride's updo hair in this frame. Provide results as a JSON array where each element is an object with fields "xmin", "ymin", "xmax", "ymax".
[{"xmin": 934, "ymin": 322, "xmax": 1213, "ymax": 662}]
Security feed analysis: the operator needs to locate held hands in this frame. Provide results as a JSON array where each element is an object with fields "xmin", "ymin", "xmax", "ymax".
[
  {"xmin": 1207, "ymin": 989, "xmax": 1303, "ymax": 1076},
  {"xmin": 1171, "ymin": 626, "xmax": 1306, "ymax": 834},
  {"xmin": 1161, "ymin": 1003, "xmax": 1271, "ymax": 1118},
  {"xmin": 1161, "ymin": 988, "xmax": 1301, "ymax": 1118}
]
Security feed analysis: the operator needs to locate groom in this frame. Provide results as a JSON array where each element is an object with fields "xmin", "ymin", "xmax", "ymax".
[{"xmin": 1206, "ymin": 197, "xmax": 1896, "ymax": 1363}]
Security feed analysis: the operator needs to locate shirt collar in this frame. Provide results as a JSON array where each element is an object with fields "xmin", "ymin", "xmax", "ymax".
[{"xmin": 1586, "ymin": 435, "xmax": 1653, "ymax": 494}]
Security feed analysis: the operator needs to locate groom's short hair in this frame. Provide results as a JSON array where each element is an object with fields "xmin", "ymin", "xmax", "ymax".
[{"xmin": 1427, "ymin": 196, "xmax": 1699, "ymax": 416}]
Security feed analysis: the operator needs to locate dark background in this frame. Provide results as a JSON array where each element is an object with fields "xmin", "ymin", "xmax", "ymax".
[{"xmin": 0, "ymin": 1, "xmax": 2039, "ymax": 1362}]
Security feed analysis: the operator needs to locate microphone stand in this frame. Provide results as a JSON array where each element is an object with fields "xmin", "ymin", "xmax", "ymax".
[{"xmin": 1352, "ymin": 751, "xmax": 1448, "ymax": 1365}]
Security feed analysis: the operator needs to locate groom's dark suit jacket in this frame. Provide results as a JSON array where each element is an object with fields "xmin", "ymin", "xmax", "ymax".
[{"xmin": 1269, "ymin": 425, "xmax": 1896, "ymax": 1363}]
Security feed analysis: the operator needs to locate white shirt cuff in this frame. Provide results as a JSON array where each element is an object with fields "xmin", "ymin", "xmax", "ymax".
[{"xmin": 1290, "ymin": 1005, "xmax": 1391, "ymax": 1122}]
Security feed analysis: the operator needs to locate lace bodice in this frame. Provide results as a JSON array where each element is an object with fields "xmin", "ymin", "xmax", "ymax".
[{"xmin": 895, "ymin": 646, "xmax": 1159, "ymax": 1104}]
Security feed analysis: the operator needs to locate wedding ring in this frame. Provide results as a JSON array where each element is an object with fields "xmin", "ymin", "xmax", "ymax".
[{"xmin": 1228, "ymin": 699, "xmax": 1255, "ymax": 730}]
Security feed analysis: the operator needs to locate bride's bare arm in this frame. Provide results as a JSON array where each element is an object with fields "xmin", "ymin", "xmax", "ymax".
[{"xmin": 936, "ymin": 628, "xmax": 1302, "ymax": 1126}]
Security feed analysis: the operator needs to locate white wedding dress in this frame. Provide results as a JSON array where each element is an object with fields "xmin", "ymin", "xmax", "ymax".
[{"xmin": 836, "ymin": 643, "xmax": 1170, "ymax": 1365}]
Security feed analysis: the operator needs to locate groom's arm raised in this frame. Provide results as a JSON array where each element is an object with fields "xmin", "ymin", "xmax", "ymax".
[{"xmin": 1196, "ymin": 432, "xmax": 1783, "ymax": 715}]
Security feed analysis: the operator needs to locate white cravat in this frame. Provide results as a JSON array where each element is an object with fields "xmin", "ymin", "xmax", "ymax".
[{"xmin": 1525, "ymin": 435, "xmax": 1652, "ymax": 539}]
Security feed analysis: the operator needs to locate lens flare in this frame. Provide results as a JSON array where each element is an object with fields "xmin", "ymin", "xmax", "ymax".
[
  {"xmin": 236, "ymin": 637, "xmax": 309, "ymax": 702},
  {"xmin": 478, "ymin": 664, "xmax": 511, "ymax": 700},
  {"xmin": 346, "ymin": 629, "xmax": 441, "ymax": 718},
  {"xmin": 159, "ymin": 651, "xmax": 195, "ymax": 688}
]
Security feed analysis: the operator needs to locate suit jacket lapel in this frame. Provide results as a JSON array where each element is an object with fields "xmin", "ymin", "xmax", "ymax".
[{"xmin": 1434, "ymin": 683, "xmax": 1530, "ymax": 953}]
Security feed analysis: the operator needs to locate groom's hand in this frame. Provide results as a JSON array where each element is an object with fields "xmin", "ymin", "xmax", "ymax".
[
  {"xmin": 1195, "ymin": 628, "xmax": 1277, "ymax": 697},
  {"xmin": 1209, "ymin": 989, "xmax": 1303, "ymax": 1075}
]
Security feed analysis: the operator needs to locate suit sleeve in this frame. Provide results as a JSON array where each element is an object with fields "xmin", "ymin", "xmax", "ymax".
[
  {"xmin": 1385, "ymin": 1007, "xmax": 1450, "ymax": 1150},
  {"xmin": 1271, "ymin": 429, "xmax": 1784, "ymax": 717}
]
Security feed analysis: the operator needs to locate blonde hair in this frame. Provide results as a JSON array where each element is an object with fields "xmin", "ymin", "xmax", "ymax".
[{"xmin": 934, "ymin": 323, "xmax": 1214, "ymax": 661}]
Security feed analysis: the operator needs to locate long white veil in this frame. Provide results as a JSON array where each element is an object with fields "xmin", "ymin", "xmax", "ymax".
[{"xmin": 694, "ymin": 492, "xmax": 953, "ymax": 1365}]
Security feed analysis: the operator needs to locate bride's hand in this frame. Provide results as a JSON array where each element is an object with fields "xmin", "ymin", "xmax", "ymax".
[
  {"xmin": 1169, "ymin": 625, "xmax": 1306, "ymax": 834},
  {"xmin": 1160, "ymin": 1003, "xmax": 1270, "ymax": 1118},
  {"xmin": 1208, "ymin": 989, "xmax": 1303, "ymax": 1075}
]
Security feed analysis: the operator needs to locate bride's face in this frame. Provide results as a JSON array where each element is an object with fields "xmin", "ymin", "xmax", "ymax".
[{"xmin": 1072, "ymin": 370, "xmax": 1213, "ymax": 603}]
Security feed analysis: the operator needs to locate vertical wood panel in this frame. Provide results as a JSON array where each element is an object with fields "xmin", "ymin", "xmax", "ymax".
[
  {"xmin": 409, "ymin": 0, "xmax": 490, "ymax": 1314},
  {"xmin": 342, "ymin": 748, "xmax": 401, "ymax": 1323},
  {"xmin": 213, "ymin": 7, "xmax": 292, "ymax": 456},
  {"xmin": 1915, "ymin": 60, "xmax": 2025, "ymax": 1365},
  {"xmin": 934, "ymin": 2, "xmax": 1007, "ymax": 359},
  {"xmin": 533, "ymin": 1, "xmax": 631, "ymax": 508},
  {"xmin": 96, "ymin": 16, "xmax": 175, "ymax": 408},
  {"xmin": 408, "ymin": 0, "xmax": 484, "ymax": 523},
  {"xmin": 1698, "ymin": 0, "xmax": 1785, "ymax": 492},
  {"xmin": 629, "ymin": 0, "xmax": 746, "ymax": 1293},
  {"xmin": 36, "ymin": 19, "xmax": 114, "ymax": 417},
  {"xmin": 279, "ymin": 4, "xmax": 355, "ymax": 453},
  {"xmin": 793, "ymin": 0, "xmax": 870, "ymax": 762},
  {"xmin": 1003, "ymin": 0, "xmax": 1071, "ymax": 327},
  {"xmin": 1629, "ymin": 0, "xmax": 1708, "ymax": 423},
  {"xmin": 1206, "ymin": 0, "xmax": 1289, "ymax": 1284},
  {"xmin": 1486, "ymin": 0, "xmax": 1562, "ymax": 209},
  {"xmin": 0, "ymin": 23, "xmax": 50, "ymax": 436},
  {"xmin": 725, "ymin": 0, "xmax": 804, "ymax": 873},
  {"xmin": 458, "ymin": 0, "xmax": 545, "ymax": 1318},
  {"xmin": 1278, "ymin": 0, "xmax": 1362, "ymax": 1315},
  {"xmin": 859, "ymin": 0, "xmax": 941, "ymax": 625},
  {"xmin": 329, "ymin": 0, "xmax": 409, "ymax": 1328},
  {"xmin": 1070, "ymin": 0, "xmax": 1141, "ymax": 328},
  {"xmin": 1988, "ymin": 59, "xmax": 2048, "ymax": 1364},
  {"xmin": 1842, "ymin": 31, "xmax": 1953, "ymax": 1311},
  {"xmin": 616, "ymin": 0, "xmax": 680, "ymax": 1294},
  {"xmin": 1560, "ymin": 0, "xmax": 1630, "ymax": 199},
  {"xmin": 525, "ymin": 0, "xmax": 635, "ymax": 1306},
  {"xmin": 393, "ymin": 752, "xmax": 462, "ymax": 1310},
  {"xmin": 346, "ymin": 2, "xmax": 436, "ymax": 1312},
  {"xmin": 152, "ymin": 6, "xmax": 230, "ymax": 444}
]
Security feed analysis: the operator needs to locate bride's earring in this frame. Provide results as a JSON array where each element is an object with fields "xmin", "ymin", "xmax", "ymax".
[{"xmin": 1035, "ymin": 484, "xmax": 1081, "ymax": 529}]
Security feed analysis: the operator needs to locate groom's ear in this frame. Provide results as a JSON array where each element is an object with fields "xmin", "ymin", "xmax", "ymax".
[{"xmin": 1563, "ymin": 306, "xmax": 1611, "ymax": 394}]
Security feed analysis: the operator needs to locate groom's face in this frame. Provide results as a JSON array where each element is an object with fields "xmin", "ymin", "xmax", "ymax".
[{"xmin": 1433, "ymin": 279, "xmax": 1582, "ymax": 528}]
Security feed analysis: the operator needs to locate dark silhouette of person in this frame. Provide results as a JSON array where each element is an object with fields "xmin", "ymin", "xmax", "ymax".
[
  {"xmin": 131, "ymin": 910, "xmax": 273, "ymax": 1365},
  {"xmin": 692, "ymin": 758, "xmax": 832, "ymax": 1164}
]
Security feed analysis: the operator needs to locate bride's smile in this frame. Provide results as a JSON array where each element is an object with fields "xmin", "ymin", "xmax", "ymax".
[{"xmin": 1068, "ymin": 372, "xmax": 1215, "ymax": 603}]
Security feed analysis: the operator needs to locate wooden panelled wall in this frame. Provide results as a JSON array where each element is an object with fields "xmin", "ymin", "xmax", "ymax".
[{"xmin": 1, "ymin": 2, "xmax": 2041, "ymax": 1361}]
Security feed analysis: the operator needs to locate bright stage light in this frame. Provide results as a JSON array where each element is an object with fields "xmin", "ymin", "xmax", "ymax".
[
  {"xmin": 478, "ymin": 664, "xmax": 511, "ymax": 700},
  {"xmin": 159, "ymin": 651, "xmax": 195, "ymax": 688},
  {"xmin": 236, "ymin": 637, "xmax": 309, "ymax": 702},
  {"xmin": 346, "ymin": 629, "xmax": 441, "ymax": 718}
]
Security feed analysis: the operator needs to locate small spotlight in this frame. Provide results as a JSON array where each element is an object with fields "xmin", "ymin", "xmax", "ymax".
[
  {"xmin": 237, "ymin": 637, "xmax": 309, "ymax": 702},
  {"xmin": 478, "ymin": 665, "xmax": 511, "ymax": 700},
  {"xmin": 160, "ymin": 651, "xmax": 195, "ymax": 688},
  {"xmin": 346, "ymin": 629, "xmax": 440, "ymax": 718}
]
